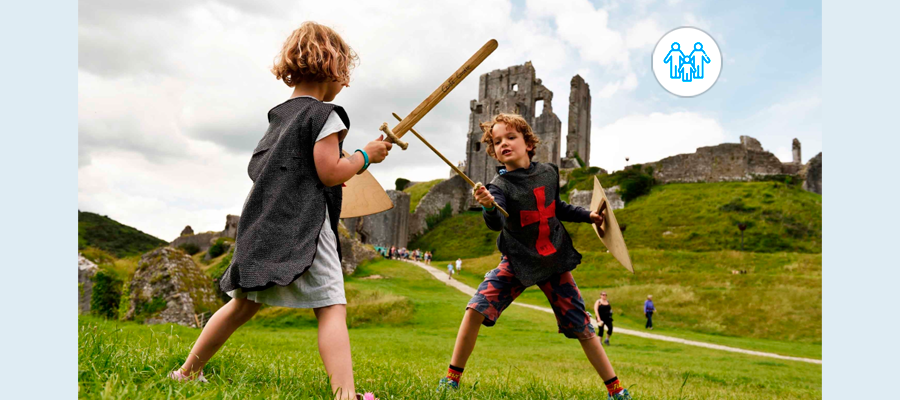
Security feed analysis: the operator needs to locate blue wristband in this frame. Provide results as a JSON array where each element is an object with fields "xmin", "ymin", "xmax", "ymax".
[
  {"xmin": 482, "ymin": 204, "xmax": 496, "ymax": 213},
  {"xmin": 354, "ymin": 149, "xmax": 370, "ymax": 173}
]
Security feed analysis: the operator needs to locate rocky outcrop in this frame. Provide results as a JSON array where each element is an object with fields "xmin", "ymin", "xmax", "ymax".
[
  {"xmin": 408, "ymin": 175, "xmax": 472, "ymax": 239},
  {"xmin": 78, "ymin": 253, "xmax": 99, "ymax": 314},
  {"xmin": 124, "ymin": 247, "xmax": 220, "ymax": 328},
  {"xmin": 802, "ymin": 152, "xmax": 822, "ymax": 194},
  {"xmin": 337, "ymin": 223, "xmax": 379, "ymax": 275},
  {"xmin": 180, "ymin": 226, "xmax": 194, "ymax": 236},
  {"xmin": 568, "ymin": 186, "xmax": 624, "ymax": 210}
]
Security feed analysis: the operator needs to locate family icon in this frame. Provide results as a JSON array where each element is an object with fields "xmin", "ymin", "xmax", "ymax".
[{"xmin": 662, "ymin": 42, "xmax": 711, "ymax": 82}]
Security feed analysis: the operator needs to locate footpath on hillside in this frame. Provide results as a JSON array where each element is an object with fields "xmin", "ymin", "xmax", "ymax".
[{"xmin": 401, "ymin": 259, "xmax": 822, "ymax": 365}]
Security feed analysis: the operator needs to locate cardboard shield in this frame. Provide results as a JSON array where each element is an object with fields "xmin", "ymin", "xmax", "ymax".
[
  {"xmin": 339, "ymin": 150, "xmax": 394, "ymax": 218},
  {"xmin": 590, "ymin": 176, "xmax": 634, "ymax": 273}
]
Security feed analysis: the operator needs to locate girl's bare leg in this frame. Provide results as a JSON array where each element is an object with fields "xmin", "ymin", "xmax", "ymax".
[
  {"xmin": 179, "ymin": 298, "xmax": 262, "ymax": 375},
  {"xmin": 579, "ymin": 336, "xmax": 617, "ymax": 380},
  {"xmin": 314, "ymin": 304, "xmax": 356, "ymax": 400},
  {"xmin": 449, "ymin": 308, "xmax": 485, "ymax": 368}
]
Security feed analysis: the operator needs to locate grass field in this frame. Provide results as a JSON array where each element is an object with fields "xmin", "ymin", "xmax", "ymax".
[
  {"xmin": 440, "ymin": 248, "xmax": 821, "ymax": 352},
  {"xmin": 411, "ymin": 181, "xmax": 821, "ymax": 257},
  {"xmin": 79, "ymin": 259, "xmax": 821, "ymax": 399}
]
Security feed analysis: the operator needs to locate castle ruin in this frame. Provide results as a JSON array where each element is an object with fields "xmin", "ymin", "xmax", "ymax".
[
  {"xmin": 464, "ymin": 62, "xmax": 565, "ymax": 186},
  {"xmin": 565, "ymin": 75, "xmax": 591, "ymax": 168}
]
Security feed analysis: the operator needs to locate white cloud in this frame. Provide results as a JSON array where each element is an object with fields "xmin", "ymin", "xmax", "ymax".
[
  {"xmin": 590, "ymin": 112, "xmax": 727, "ymax": 172},
  {"xmin": 729, "ymin": 94, "xmax": 822, "ymax": 163},
  {"xmin": 595, "ymin": 72, "xmax": 639, "ymax": 98}
]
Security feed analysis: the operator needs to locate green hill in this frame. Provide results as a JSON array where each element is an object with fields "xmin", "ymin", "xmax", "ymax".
[
  {"xmin": 78, "ymin": 211, "xmax": 167, "ymax": 258},
  {"xmin": 403, "ymin": 178, "xmax": 444, "ymax": 212},
  {"xmin": 410, "ymin": 181, "xmax": 821, "ymax": 258}
]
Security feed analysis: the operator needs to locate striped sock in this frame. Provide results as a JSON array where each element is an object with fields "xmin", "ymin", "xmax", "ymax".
[
  {"xmin": 447, "ymin": 365, "xmax": 464, "ymax": 384},
  {"xmin": 604, "ymin": 376, "xmax": 624, "ymax": 395}
]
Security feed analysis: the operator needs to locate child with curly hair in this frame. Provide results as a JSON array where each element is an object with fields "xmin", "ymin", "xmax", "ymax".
[
  {"xmin": 437, "ymin": 114, "xmax": 631, "ymax": 399},
  {"xmin": 169, "ymin": 21, "xmax": 390, "ymax": 400}
]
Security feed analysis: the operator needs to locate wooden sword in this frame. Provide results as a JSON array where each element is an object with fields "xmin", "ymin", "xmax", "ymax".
[
  {"xmin": 378, "ymin": 39, "xmax": 499, "ymax": 150},
  {"xmin": 392, "ymin": 112, "xmax": 509, "ymax": 218}
]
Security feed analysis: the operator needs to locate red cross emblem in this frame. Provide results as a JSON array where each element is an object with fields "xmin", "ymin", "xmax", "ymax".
[{"xmin": 520, "ymin": 186, "xmax": 557, "ymax": 256}]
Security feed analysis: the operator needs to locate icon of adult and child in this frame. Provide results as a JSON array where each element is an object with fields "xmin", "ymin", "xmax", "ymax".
[{"xmin": 663, "ymin": 42, "xmax": 711, "ymax": 82}]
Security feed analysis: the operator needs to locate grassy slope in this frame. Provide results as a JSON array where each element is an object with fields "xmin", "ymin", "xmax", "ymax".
[
  {"xmin": 412, "ymin": 182, "xmax": 822, "ymax": 256},
  {"xmin": 79, "ymin": 259, "xmax": 820, "ymax": 399},
  {"xmin": 403, "ymin": 178, "xmax": 445, "ymax": 212},
  {"xmin": 78, "ymin": 211, "xmax": 168, "ymax": 258},
  {"xmin": 445, "ymin": 250, "xmax": 822, "ymax": 354}
]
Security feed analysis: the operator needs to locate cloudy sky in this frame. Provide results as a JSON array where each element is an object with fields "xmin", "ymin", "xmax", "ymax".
[{"xmin": 78, "ymin": 0, "xmax": 822, "ymax": 241}]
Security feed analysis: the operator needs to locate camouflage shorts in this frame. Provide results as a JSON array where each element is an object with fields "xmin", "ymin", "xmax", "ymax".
[{"xmin": 467, "ymin": 256, "xmax": 595, "ymax": 340}]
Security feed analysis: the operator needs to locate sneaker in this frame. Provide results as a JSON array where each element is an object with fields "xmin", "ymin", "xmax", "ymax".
[
  {"xmin": 168, "ymin": 369, "xmax": 208, "ymax": 383},
  {"xmin": 604, "ymin": 339, "xmax": 610, "ymax": 346},
  {"xmin": 437, "ymin": 377, "xmax": 459, "ymax": 391},
  {"xmin": 608, "ymin": 388, "xmax": 632, "ymax": 400}
]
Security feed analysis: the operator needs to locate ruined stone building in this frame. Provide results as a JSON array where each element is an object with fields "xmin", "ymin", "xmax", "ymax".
[
  {"xmin": 464, "ymin": 62, "xmax": 562, "ymax": 186},
  {"xmin": 343, "ymin": 190, "xmax": 410, "ymax": 248},
  {"xmin": 565, "ymin": 75, "xmax": 591, "ymax": 168},
  {"xmin": 644, "ymin": 135, "xmax": 822, "ymax": 193}
]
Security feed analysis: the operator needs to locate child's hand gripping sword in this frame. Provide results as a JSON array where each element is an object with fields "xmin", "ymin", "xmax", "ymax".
[{"xmin": 391, "ymin": 113, "xmax": 509, "ymax": 218}]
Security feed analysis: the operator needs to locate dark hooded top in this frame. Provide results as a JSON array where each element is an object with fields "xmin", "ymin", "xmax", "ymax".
[
  {"xmin": 219, "ymin": 96, "xmax": 348, "ymax": 293},
  {"xmin": 484, "ymin": 162, "xmax": 592, "ymax": 286}
]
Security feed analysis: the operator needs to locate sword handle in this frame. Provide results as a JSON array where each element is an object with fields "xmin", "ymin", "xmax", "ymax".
[
  {"xmin": 379, "ymin": 123, "xmax": 408, "ymax": 150},
  {"xmin": 473, "ymin": 182, "xmax": 509, "ymax": 218}
]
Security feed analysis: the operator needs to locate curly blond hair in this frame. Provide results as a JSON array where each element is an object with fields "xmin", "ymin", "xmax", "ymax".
[
  {"xmin": 480, "ymin": 113, "xmax": 541, "ymax": 160},
  {"xmin": 271, "ymin": 21, "xmax": 359, "ymax": 87}
]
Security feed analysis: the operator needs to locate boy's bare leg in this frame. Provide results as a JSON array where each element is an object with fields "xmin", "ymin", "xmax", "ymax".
[
  {"xmin": 179, "ymin": 298, "xmax": 262, "ymax": 375},
  {"xmin": 315, "ymin": 304, "xmax": 356, "ymax": 400},
  {"xmin": 449, "ymin": 308, "xmax": 485, "ymax": 368},
  {"xmin": 579, "ymin": 336, "xmax": 617, "ymax": 381}
]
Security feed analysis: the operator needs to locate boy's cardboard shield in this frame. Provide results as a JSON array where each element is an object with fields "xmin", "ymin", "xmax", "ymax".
[
  {"xmin": 339, "ymin": 150, "xmax": 394, "ymax": 218},
  {"xmin": 590, "ymin": 176, "xmax": 634, "ymax": 273}
]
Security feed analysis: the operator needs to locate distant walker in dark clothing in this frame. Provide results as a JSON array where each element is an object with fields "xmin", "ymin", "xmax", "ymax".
[
  {"xmin": 644, "ymin": 295, "xmax": 656, "ymax": 330},
  {"xmin": 593, "ymin": 292, "xmax": 614, "ymax": 345}
]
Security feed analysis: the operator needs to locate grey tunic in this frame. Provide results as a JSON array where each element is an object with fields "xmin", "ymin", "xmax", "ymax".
[{"xmin": 219, "ymin": 96, "xmax": 347, "ymax": 293}]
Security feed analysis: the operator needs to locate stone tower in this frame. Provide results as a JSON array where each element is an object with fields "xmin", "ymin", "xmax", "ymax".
[
  {"xmin": 465, "ymin": 61, "xmax": 561, "ymax": 186},
  {"xmin": 565, "ymin": 74, "xmax": 591, "ymax": 167},
  {"xmin": 792, "ymin": 138, "xmax": 802, "ymax": 164}
]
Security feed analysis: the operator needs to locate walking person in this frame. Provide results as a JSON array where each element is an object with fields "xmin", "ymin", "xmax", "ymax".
[
  {"xmin": 593, "ymin": 292, "xmax": 614, "ymax": 345},
  {"xmin": 168, "ymin": 21, "xmax": 391, "ymax": 400},
  {"xmin": 447, "ymin": 263, "xmax": 454, "ymax": 280},
  {"xmin": 644, "ymin": 295, "xmax": 656, "ymax": 330},
  {"xmin": 455, "ymin": 258, "xmax": 462, "ymax": 273}
]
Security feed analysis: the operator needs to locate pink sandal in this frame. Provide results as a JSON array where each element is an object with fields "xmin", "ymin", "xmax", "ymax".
[{"xmin": 167, "ymin": 368, "xmax": 208, "ymax": 383}]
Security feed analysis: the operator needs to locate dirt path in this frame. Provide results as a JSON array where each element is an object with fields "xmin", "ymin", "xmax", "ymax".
[{"xmin": 402, "ymin": 259, "xmax": 822, "ymax": 365}]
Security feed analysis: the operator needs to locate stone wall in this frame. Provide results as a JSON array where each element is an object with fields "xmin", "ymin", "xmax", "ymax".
[
  {"xmin": 222, "ymin": 214, "xmax": 239, "ymax": 238},
  {"xmin": 337, "ymin": 223, "xmax": 379, "ymax": 275},
  {"xmin": 650, "ymin": 137, "xmax": 797, "ymax": 183},
  {"xmin": 343, "ymin": 190, "xmax": 410, "ymax": 248},
  {"xmin": 408, "ymin": 175, "xmax": 471, "ymax": 239},
  {"xmin": 170, "ymin": 231, "xmax": 220, "ymax": 252},
  {"xmin": 78, "ymin": 253, "xmax": 99, "ymax": 314},
  {"xmin": 568, "ymin": 186, "xmax": 624, "ymax": 211},
  {"xmin": 565, "ymin": 74, "xmax": 591, "ymax": 166}
]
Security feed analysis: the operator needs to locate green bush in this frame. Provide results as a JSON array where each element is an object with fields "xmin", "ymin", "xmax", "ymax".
[
  {"xmin": 395, "ymin": 177, "xmax": 411, "ymax": 191},
  {"xmin": 178, "ymin": 243, "xmax": 200, "ymax": 255},
  {"xmin": 90, "ymin": 269, "xmax": 123, "ymax": 320},
  {"xmin": 207, "ymin": 238, "xmax": 228, "ymax": 258},
  {"xmin": 617, "ymin": 166, "xmax": 656, "ymax": 203}
]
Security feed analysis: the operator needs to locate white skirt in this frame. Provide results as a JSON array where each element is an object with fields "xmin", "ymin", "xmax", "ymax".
[{"xmin": 228, "ymin": 208, "xmax": 346, "ymax": 309}]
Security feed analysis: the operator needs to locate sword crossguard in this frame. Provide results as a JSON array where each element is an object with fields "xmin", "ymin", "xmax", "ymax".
[{"xmin": 379, "ymin": 123, "xmax": 408, "ymax": 150}]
